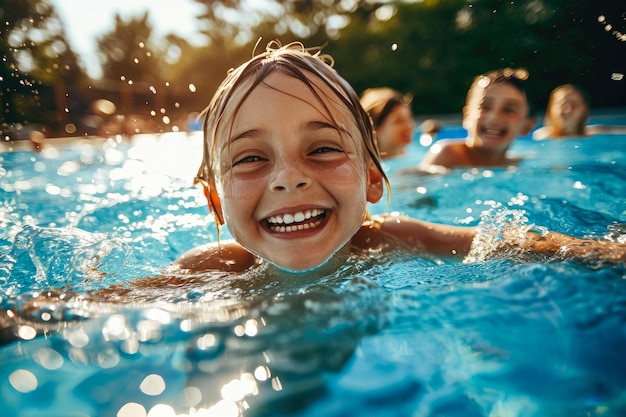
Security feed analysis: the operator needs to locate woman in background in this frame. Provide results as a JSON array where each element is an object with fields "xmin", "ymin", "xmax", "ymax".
[
  {"xmin": 359, "ymin": 87, "xmax": 416, "ymax": 159},
  {"xmin": 533, "ymin": 84, "xmax": 626, "ymax": 139}
]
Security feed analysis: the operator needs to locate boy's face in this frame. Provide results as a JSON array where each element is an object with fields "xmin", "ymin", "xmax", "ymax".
[
  {"xmin": 213, "ymin": 71, "xmax": 381, "ymax": 272},
  {"xmin": 463, "ymin": 82, "xmax": 531, "ymax": 151}
]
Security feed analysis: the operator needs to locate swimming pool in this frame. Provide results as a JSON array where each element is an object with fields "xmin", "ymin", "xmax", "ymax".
[{"xmin": 1, "ymin": 124, "xmax": 625, "ymax": 416}]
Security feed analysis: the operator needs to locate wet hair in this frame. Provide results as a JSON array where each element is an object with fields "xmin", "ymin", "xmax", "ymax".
[
  {"xmin": 466, "ymin": 68, "xmax": 534, "ymax": 115},
  {"xmin": 195, "ymin": 41, "xmax": 390, "ymax": 224},
  {"xmin": 359, "ymin": 87, "xmax": 413, "ymax": 129},
  {"xmin": 543, "ymin": 84, "xmax": 589, "ymax": 135}
]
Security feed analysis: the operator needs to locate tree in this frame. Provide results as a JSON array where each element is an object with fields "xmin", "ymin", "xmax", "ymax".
[
  {"xmin": 327, "ymin": 0, "xmax": 625, "ymax": 115},
  {"xmin": 97, "ymin": 12, "xmax": 166, "ymax": 86},
  {"xmin": 1, "ymin": 0, "xmax": 86, "ymax": 131}
]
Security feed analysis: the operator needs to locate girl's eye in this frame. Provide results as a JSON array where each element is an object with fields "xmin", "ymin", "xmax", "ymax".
[
  {"xmin": 233, "ymin": 155, "xmax": 264, "ymax": 166},
  {"xmin": 311, "ymin": 146, "xmax": 343, "ymax": 155}
]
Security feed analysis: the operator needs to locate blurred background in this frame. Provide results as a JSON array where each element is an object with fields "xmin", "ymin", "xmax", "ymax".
[{"xmin": 1, "ymin": 0, "xmax": 625, "ymax": 139}]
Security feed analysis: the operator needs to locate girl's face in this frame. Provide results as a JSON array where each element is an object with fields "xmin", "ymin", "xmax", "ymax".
[
  {"xmin": 463, "ymin": 82, "xmax": 531, "ymax": 152},
  {"xmin": 376, "ymin": 103, "xmax": 415, "ymax": 159},
  {"xmin": 550, "ymin": 89, "xmax": 588, "ymax": 133},
  {"xmin": 214, "ymin": 71, "xmax": 381, "ymax": 272}
]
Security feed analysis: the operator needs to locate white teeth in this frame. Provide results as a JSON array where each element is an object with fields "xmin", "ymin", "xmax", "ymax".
[
  {"xmin": 270, "ymin": 217, "xmax": 323, "ymax": 233},
  {"xmin": 266, "ymin": 209, "xmax": 324, "ymax": 228}
]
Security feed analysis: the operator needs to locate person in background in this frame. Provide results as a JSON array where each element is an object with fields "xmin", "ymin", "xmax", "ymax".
[
  {"xmin": 419, "ymin": 68, "xmax": 536, "ymax": 170},
  {"xmin": 532, "ymin": 84, "xmax": 626, "ymax": 140},
  {"xmin": 359, "ymin": 87, "xmax": 416, "ymax": 160}
]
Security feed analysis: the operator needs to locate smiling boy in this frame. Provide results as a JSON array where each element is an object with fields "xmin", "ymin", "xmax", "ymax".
[{"xmin": 420, "ymin": 69, "xmax": 536, "ymax": 169}]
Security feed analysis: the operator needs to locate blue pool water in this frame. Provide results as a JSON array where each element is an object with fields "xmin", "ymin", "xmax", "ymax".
[{"xmin": 1, "ymin": 125, "xmax": 625, "ymax": 416}]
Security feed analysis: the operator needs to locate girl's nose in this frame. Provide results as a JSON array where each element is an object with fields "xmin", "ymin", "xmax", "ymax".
[{"xmin": 269, "ymin": 158, "xmax": 311, "ymax": 192}]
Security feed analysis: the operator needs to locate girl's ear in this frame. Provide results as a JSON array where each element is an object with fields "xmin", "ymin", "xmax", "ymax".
[
  {"xmin": 203, "ymin": 184, "xmax": 225, "ymax": 226},
  {"xmin": 366, "ymin": 160, "xmax": 384, "ymax": 203}
]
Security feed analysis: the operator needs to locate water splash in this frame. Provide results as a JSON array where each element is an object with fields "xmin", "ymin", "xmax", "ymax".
[
  {"xmin": 464, "ymin": 202, "xmax": 540, "ymax": 263},
  {"xmin": 1, "ymin": 225, "xmax": 129, "ymax": 295}
]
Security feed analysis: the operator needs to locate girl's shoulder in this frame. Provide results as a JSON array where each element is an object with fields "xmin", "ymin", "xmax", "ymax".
[{"xmin": 173, "ymin": 240, "xmax": 260, "ymax": 272}]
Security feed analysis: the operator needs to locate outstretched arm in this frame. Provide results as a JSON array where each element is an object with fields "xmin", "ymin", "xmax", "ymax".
[
  {"xmin": 357, "ymin": 214, "xmax": 476, "ymax": 258},
  {"xmin": 587, "ymin": 124, "xmax": 626, "ymax": 136},
  {"xmin": 519, "ymin": 230, "xmax": 625, "ymax": 265},
  {"xmin": 363, "ymin": 214, "xmax": 625, "ymax": 265}
]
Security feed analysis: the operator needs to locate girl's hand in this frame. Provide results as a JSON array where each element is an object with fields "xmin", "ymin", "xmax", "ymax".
[{"xmin": 525, "ymin": 231, "xmax": 625, "ymax": 265}]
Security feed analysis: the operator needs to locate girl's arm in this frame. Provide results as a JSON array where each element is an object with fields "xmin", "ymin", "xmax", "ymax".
[
  {"xmin": 361, "ymin": 214, "xmax": 477, "ymax": 258},
  {"xmin": 587, "ymin": 124, "xmax": 626, "ymax": 136},
  {"xmin": 365, "ymin": 214, "xmax": 625, "ymax": 264},
  {"xmin": 520, "ymin": 230, "xmax": 625, "ymax": 264}
]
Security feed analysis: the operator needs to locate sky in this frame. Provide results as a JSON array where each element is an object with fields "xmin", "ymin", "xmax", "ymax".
[{"xmin": 50, "ymin": 0, "xmax": 207, "ymax": 79}]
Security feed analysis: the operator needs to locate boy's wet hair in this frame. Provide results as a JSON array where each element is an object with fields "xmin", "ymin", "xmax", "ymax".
[
  {"xmin": 467, "ymin": 68, "xmax": 535, "ymax": 115},
  {"xmin": 195, "ymin": 41, "xmax": 389, "ymax": 199}
]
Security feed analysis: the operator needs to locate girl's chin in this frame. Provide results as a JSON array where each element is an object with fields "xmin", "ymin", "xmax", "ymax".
[
  {"xmin": 269, "ymin": 258, "xmax": 333, "ymax": 273},
  {"xmin": 265, "ymin": 249, "xmax": 349, "ymax": 274}
]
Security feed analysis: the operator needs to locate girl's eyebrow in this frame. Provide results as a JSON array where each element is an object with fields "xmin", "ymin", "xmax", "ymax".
[
  {"xmin": 228, "ymin": 120, "xmax": 341, "ymax": 144},
  {"xmin": 221, "ymin": 128, "xmax": 265, "ymax": 154},
  {"xmin": 303, "ymin": 120, "xmax": 342, "ymax": 133},
  {"xmin": 229, "ymin": 128, "xmax": 265, "ymax": 143}
]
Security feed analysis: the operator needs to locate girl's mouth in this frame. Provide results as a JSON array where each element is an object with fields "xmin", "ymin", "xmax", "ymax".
[{"xmin": 264, "ymin": 208, "xmax": 327, "ymax": 233}]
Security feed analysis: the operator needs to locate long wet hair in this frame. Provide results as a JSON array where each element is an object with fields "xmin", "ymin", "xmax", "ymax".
[
  {"xmin": 195, "ymin": 41, "xmax": 390, "ymax": 230},
  {"xmin": 359, "ymin": 87, "xmax": 413, "ymax": 129}
]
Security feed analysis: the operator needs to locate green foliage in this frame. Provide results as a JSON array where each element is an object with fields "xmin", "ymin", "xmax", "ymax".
[
  {"xmin": 0, "ymin": 0, "xmax": 85, "ymax": 128},
  {"xmin": 180, "ymin": 0, "xmax": 625, "ymax": 116},
  {"xmin": 97, "ymin": 12, "xmax": 164, "ymax": 85},
  {"xmin": 327, "ymin": 0, "xmax": 625, "ymax": 114}
]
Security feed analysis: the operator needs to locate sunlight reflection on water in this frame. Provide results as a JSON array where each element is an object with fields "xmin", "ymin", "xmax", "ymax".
[{"xmin": 0, "ymin": 129, "xmax": 626, "ymax": 416}]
